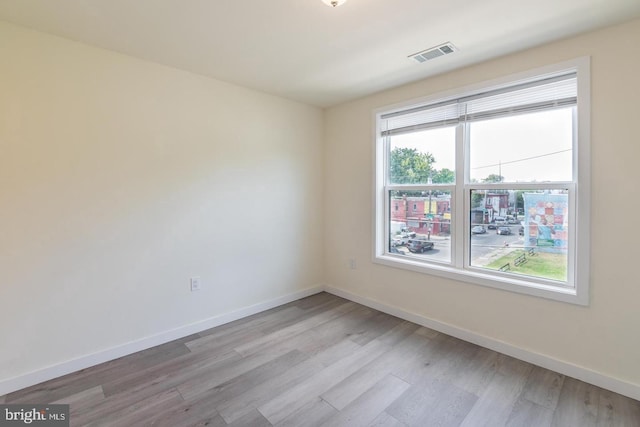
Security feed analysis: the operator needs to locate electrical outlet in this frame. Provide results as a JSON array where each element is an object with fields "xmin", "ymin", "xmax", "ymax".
[
  {"xmin": 349, "ymin": 259, "xmax": 357, "ymax": 270},
  {"xmin": 190, "ymin": 276, "xmax": 202, "ymax": 291}
]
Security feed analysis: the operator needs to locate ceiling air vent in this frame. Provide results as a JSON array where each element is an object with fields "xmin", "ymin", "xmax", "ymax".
[{"xmin": 409, "ymin": 42, "xmax": 457, "ymax": 63}]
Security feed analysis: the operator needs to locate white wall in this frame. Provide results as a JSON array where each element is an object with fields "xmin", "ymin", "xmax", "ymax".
[
  {"xmin": 0, "ymin": 21, "xmax": 324, "ymax": 386},
  {"xmin": 325, "ymin": 19, "xmax": 640, "ymax": 390}
]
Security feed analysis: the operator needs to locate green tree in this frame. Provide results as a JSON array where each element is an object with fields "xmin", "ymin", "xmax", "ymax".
[
  {"xmin": 471, "ymin": 192, "xmax": 485, "ymax": 209},
  {"xmin": 482, "ymin": 174, "xmax": 504, "ymax": 183},
  {"xmin": 514, "ymin": 190, "xmax": 524, "ymax": 215},
  {"xmin": 389, "ymin": 148, "xmax": 434, "ymax": 184},
  {"xmin": 431, "ymin": 168, "xmax": 454, "ymax": 184}
]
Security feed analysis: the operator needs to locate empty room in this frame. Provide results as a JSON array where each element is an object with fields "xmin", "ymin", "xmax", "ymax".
[{"xmin": 1, "ymin": 1, "xmax": 640, "ymax": 426}]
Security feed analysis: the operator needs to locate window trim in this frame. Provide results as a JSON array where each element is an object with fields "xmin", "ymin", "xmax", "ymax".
[{"xmin": 373, "ymin": 58, "xmax": 590, "ymax": 305}]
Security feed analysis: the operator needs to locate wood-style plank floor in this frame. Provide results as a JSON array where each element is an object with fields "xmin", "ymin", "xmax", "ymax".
[{"xmin": 3, "ymin": 292, "xmax": 639, "ymax": 426}]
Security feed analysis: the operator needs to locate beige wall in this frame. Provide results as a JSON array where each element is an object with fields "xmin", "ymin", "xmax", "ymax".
[
  {"xmin": 325, "ymin": 19, "xmax": 640, "ymax": 387},
  {"xmin": 0, "ymin": 21, "xmax": 324, "ymax": 382}
]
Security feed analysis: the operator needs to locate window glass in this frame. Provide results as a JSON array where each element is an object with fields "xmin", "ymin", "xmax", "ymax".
[
  {"xmin": 389, "ymin": 190, "xmax": 452, "ymax": 263},
  {"xmin": 469, "ymin": 189, "xmax": 569, "ymax": 283},
  {"xmin": 389, "ymin": 126, "xmax": 456, "ymax": 185},
  {"xmin": 469, "ymin": 108, "xmax": 573, "ymax": 183}
]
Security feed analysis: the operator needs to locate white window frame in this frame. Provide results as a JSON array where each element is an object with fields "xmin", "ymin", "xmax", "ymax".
[{"xmin": 373, "ymin": 58, "xmax": 590, "ymax": 305}]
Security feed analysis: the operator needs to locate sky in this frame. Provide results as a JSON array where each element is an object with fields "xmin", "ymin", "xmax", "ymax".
[{"xmin": 390, "ymin": 107, "xmax": 573, "ymax": 183}]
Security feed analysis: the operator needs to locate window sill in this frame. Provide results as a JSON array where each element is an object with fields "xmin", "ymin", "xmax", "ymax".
[{"xmin": 373, "ymin": 254, "xmax": 587, "ymax": 306}]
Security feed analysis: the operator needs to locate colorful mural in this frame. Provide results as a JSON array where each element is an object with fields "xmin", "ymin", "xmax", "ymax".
[{"xmin": 522, "ymin": 192, "xmax": 569, "ymax": 253}]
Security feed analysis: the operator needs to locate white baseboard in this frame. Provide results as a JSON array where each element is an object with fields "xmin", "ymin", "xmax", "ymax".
[
  {"xmin": 325, "ymin": 285, "xmax": 640, "ymax": 402},
  {"xmin": 0, "ymin": 286, "xmax": 323, "ymax": 396}
]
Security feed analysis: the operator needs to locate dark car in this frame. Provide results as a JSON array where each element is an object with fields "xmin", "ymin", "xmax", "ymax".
[
  {"xmin": 496, "ymin": 226, "xmax": 511, "ymax": 235},
  {"xmin": 407, "ymin": 239, "xmax": 435, "ymax": 253},
  {"xmin": 487, "ymin": 222, "xmax": 497, "ymax": 230}
]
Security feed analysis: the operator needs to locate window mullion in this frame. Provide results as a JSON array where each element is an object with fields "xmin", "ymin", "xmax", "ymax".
[{"xmin": 454, "ymin": 122, "xmax": 466, "ymax": 268}]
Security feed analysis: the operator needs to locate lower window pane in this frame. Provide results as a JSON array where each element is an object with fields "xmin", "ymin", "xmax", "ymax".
[
  {"xmin": 389, "ymin": 190, "xmax": 452, "ymax": 263},
  {"xmin": 470, "ymin": 189, "xmax": 569, "ymax": 283}
]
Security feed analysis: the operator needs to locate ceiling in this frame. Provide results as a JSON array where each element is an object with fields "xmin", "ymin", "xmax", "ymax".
[{"xmin": 1, "ymin": 0, "xmax": 639, "ymax": 107}]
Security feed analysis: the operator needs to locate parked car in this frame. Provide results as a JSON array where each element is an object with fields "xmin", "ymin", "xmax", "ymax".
[
  {"xmin": 519, "ymin": 225, "xmax": 524, "ymax": 235},
  {"xmin": 487, "ymin": 223, "xmax": 497, "ymax": 230},
  {"xmin": 496, "ymin": 226, "xmax": 512, "ymax": 235},
  {"xmin": 407, "ymin": 239, "xmax": 435, "ymax": 253},
  {"xmin": 471, "ymin": 225, "xmax": 486, "ymax": 234},
  {"xmin": 400, "ymin": 228, "xmax": 417, "ymax": 238},
  {"xmin": 389, "ymin": 246, "xmax": 404, "ymax": 254},
  {"xmin": 392, "ymin": 233, "xmax": 411, "ymax": 246},
  {"xmin": 494, "ymin": 217, "xmax": 507, "ymax": 225}
]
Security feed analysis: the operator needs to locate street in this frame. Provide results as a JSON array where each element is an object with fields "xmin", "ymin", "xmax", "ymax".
[
  {"xmin": 470, "ymin": 225, "xmax": 523, "ymax": 266},
  {"xmin": 394, "ymin": 224, "xmax": 523, "ymax": 266}
]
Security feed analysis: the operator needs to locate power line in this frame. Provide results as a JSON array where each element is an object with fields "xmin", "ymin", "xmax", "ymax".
[{"xmin": 472, "ymin": 149, "xmax": 572, "ymax": 170}]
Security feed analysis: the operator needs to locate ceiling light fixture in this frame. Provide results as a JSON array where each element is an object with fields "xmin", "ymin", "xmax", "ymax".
[{"xmin": 322, "ymin": 0, "xmax": 347, "ymax": 7}]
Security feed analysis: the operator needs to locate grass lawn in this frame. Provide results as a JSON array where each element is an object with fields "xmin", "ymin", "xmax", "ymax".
[{"xmin": 485, "ymin": 249, "xmax": 567, "ymax": 282}]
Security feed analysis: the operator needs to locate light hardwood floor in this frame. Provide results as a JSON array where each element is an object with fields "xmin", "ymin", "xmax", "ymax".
[{"xmin": 3, "ymin": 292, "xmax": 639, "ymax": 426}]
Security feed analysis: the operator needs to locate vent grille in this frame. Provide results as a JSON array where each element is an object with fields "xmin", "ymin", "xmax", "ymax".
[{"xmin": 409, "ymin": 42, "xmax": 457, "ymax": 63}]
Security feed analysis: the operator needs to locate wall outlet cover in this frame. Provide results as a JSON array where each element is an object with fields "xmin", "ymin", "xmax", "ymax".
[{"xmin": 190, "ymin": 277, "xmax": 202, "ymax": 291}]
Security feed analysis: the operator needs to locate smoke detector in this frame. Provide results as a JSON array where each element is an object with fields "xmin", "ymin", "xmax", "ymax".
[{"xmin": 408, "ymin": 42, "xmax": 458, "ymax": 63}]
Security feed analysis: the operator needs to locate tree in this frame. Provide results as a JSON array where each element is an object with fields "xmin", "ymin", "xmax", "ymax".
[
  {"xmin": 431, "ymin": 168, "xmax": 454, "ymax": 184},
  {"xmin": 389, "ymin": 148, "xmax": 434, "ymax": 184},
  {"xmin": 515, "ymin": 190, "xmax": 524, "ymax": 215},
  {"xmin": 471, "ymin": 192, "xmax": 485, "ymax": 209},
  {"xmin": 482, "ymin": 174, "xmax": 504, "ymax": 183}
]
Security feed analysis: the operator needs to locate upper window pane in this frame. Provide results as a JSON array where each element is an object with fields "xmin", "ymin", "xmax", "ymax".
[
  {"xmin": 388, "ymin": 126, "xmax": 456, "ymax": 185},
  {"xmin": 469, "ymin": 108, "xmax": 573, "ymax": 183}
]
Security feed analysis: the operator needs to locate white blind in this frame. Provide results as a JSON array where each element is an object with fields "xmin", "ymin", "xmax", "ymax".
[{"xmin": 381, "ymin": 73, "xmax": 577, "ymax": 137}]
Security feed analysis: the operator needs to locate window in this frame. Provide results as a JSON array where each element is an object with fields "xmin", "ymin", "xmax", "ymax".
[{"xmin": 374, "ymin": 59, "xmax": 590, "ymax": 305}]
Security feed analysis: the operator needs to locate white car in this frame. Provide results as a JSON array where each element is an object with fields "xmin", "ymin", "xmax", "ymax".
[
  {"xmin": 471, "ymin": 225, "xmax": 486, "ymax": 234},
  {"xmin": 400, "ymin": 228, "xmax": 417, "ymax": 238},
  {"xmin": 392, "ymin": 234, "xmax": 411, "ymax": 246},
  {"xmin": 494, "ymin": 217, "xmax": 507, "ymax": 225}
]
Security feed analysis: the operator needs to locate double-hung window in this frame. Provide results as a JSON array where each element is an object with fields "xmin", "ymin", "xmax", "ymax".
[{"xmin": 374, "ymin": 59, "xmax": 590, "ymax": 304}]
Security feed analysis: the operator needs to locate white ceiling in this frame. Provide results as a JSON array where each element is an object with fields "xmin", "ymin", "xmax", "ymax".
[{"xmin": 1, "ymin": 0, "xmax": 639, "ymax": 107}]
